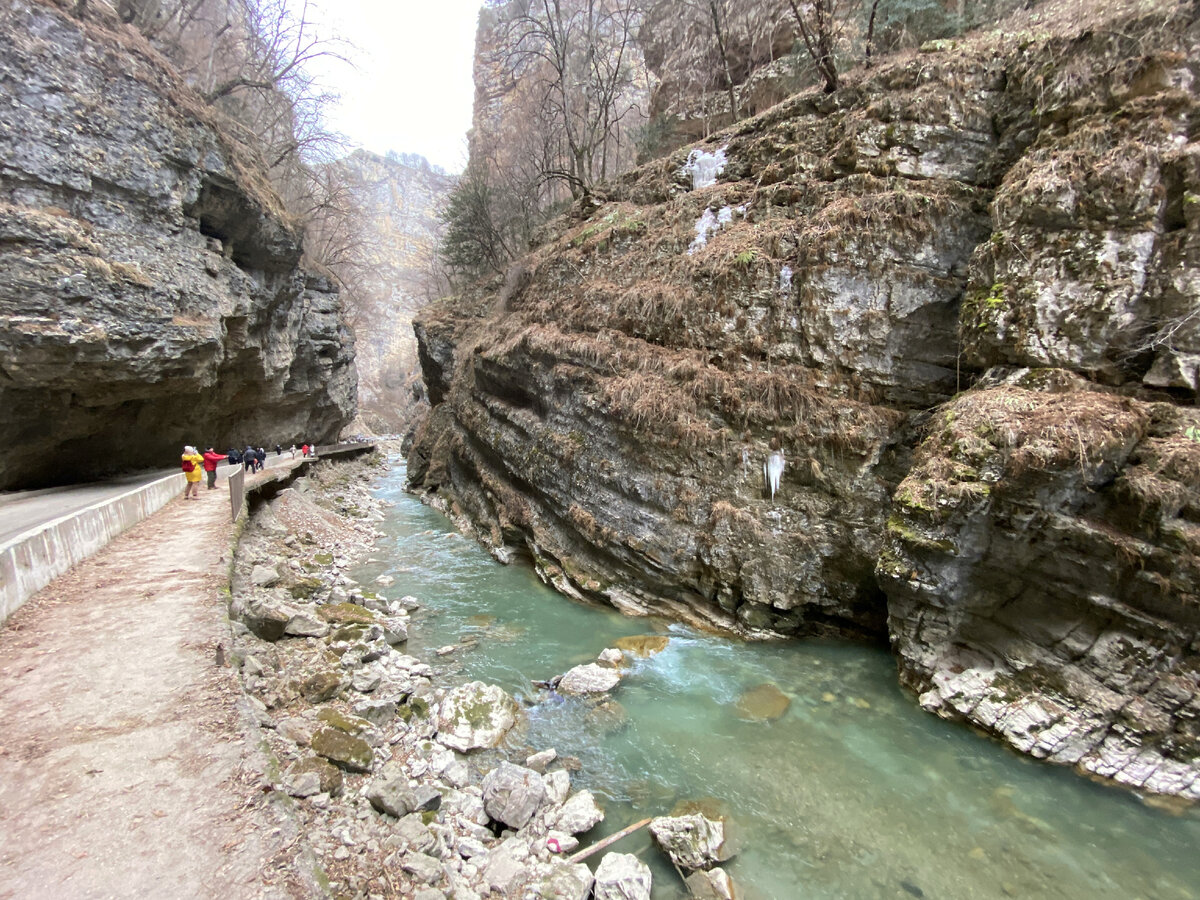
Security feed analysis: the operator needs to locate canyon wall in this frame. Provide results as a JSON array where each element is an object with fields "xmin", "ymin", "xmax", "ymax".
[
  {"xmin": 0, "ymin": 0, "xmax": 357, "ymax": 489},
  {"xmin": 410, "ymin": 0, "xmax": 1199, "ymax": 798}
]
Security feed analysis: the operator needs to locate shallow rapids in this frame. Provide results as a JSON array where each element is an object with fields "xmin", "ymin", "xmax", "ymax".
[{"xmin": 353, "ymin": 462, "xmax": 1199, "ymax": 900}]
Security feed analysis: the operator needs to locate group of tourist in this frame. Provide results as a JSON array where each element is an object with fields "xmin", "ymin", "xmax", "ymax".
[{"xmin": 180, "ymin": 441, "xmax": 316, "ymax": 500}]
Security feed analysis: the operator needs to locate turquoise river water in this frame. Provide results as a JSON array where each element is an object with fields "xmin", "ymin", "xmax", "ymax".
[{"xmin": 352, "ymin": 462, "xmax": 1199, "ymax": 900}]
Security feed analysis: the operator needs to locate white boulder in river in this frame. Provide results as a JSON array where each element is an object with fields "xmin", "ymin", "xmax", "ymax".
[
  {"xmin": 593, "ymin": 851, "xmax": 652, "ymax": 900},
  {"xmin": 649, "ymin": 813, "xmax": 736, "ymax": 870},
  {"xmin": 482, "ymin": 762, "xmax": 546, "ymax": 829},
  {"xmin": 557, "ymin": 663, "xmax": 621, "ymax": 695},
  {"xmin": 435, "ymin": 681, "xmax": 518, "ymax": 752}
]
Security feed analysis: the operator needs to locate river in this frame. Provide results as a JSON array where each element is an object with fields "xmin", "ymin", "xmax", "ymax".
[{"xmin": 353, "ymin": 461, "xmax": 1199, "ymax": 900}]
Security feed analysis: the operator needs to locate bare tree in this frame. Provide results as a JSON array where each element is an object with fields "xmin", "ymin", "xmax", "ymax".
[{"xmin": 787, "ymin": 0, "xmax": 843, "ymax": 93}]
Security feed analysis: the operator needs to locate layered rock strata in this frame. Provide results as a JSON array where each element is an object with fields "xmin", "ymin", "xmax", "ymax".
[
  {"xmin": 0, "ymin": 0, "xmax": 356, "ymax": 490},
  {"xmin": 410, "ymin": 0, "xmax": 1199, "ymax": 797}
]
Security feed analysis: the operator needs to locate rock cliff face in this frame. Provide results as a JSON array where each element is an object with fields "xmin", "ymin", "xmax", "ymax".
[
  {"xmin": 410, "ymin": 0, "xmax": 1199, "ymax": 798},
  {"xmin": 0, "ymin": 0, "xmax": 357, "ymax": 490}
]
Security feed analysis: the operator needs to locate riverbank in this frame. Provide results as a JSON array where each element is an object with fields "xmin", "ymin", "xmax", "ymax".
[{"xmin": 227, "ymin": 451, "xmax": 729, "ymax": 898}]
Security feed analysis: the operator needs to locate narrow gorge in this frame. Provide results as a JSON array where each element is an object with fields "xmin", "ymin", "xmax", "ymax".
[{"xmin": 409, "ymin": 0, "xmax": 1200, "ymax": 800}]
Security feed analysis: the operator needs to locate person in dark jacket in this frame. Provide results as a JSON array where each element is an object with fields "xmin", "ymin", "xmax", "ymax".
[
  {"xmin": 244, "ymin": 446, "xmax": 256, "ymax": 472},
  {"xmin": 227, "ymin": 447, "xmax": 241, "ymax": 466}
]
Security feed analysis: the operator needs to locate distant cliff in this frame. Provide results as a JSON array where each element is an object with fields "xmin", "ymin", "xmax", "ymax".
[
  {"xmin": 411, "ymin": 0, "xmax": 1200, "ymax": 799},
  {"xmin": 0, "ymin": 0, "xmax": 357, "ymax": 489},
  {"xmin": 327, "ymin": 150, "xmax": 452, "ymax": 433}
]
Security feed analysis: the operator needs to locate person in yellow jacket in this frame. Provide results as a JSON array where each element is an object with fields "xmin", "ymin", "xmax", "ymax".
[{"xmin": 181, "ymin": 445, "xmax": 204, "ymax": 500}]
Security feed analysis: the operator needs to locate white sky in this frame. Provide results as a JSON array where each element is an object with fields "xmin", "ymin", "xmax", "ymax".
[{"xmin": 303, "ymin": 0, "xmax": 481, "ymax": 173}]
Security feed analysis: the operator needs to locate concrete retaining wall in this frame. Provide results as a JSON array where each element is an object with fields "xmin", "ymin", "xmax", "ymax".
[{"xmin": 0, "ymin": 472, "xmax": 186, "ymax": 624}]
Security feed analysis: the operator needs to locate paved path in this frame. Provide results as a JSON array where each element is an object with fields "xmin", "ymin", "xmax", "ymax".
[
  {"xmin": 0, "ymin": 465, "xmax": 314, "ymax": 899},
  {"xmin": 0, "ymin": 455, "xmax": 299, "ymax": 546}
]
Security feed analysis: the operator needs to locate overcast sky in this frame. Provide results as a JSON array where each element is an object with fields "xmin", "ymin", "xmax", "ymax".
[{"xmin": 304, "ymin": 0, "xmax": 481, "ymax": 173}]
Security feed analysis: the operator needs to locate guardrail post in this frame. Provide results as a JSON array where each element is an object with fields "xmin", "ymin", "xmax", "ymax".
[{"xmin": 228, "ymin": 466, "xmax": 244, "ymax": 521}]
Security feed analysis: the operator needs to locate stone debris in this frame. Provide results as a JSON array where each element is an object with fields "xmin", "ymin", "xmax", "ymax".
[
  {"xmin": 557, "ymin": 662, "xmax": 622, "ymax": 695},
  {"xmin": 226, "ymin": 453, "xmax": 666, "ymax": 898},
  {"xmin": 649, "ymin": 813, "xmax": 736, "ymax": 870},
  {"xmin": 594, "ymin": 851, "xmax": 653, "ymax": 900}
]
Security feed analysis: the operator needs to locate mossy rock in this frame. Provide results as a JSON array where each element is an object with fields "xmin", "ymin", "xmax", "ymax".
[
  {"xmin": 312, "ymin": 552, "xmax": 335, "ymax": 565},
  {"xmin": 318, "ymin": 603, "xmax": 378, "ymax": 625},
  {"xmin": 299, "ymin": 670, "xmax": 344, "ymax": 703},
  {"xmin": 397, "ymin": 696, "xmax": 430, "ymax": 722},
  {"xmin": 317, "ymin": 708, "xmax": 372, "ymax": 735},
  {"xmin": 289, "ymin": 577, "xmax": 325, "ymax": 600},
  {"xmin": 311, "ymin": 728, "xmax": 374, "ymax": 773},
  {"xmin": 290, "ymin": 756, "xmax": 344, "ymax": 796},
  {"xmin": 330, "ymin": 624, "xmax": 368, "ymax": 643}
]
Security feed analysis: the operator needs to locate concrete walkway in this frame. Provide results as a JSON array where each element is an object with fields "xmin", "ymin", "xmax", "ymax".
[{"xmin": 0, "ymin": 465, "xmax": 315, "ymax": 899}]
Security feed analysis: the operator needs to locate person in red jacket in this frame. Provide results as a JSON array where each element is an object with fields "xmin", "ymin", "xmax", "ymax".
[{"xmin": 201, "ymin": 448, "xmax": 227, "ymax": 490}]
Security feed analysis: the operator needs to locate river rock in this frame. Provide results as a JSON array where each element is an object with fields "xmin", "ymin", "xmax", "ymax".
[
  {"xmin": 649, "ymin": 813, "xmax": 734, "ymax": 870},
  {"xmin": 436, "ymin": 681, "xmax": 519, "ymax": 752},
  {"xmin": 544, "ymin": 769, "xmax": 571, "ymax": 805},
  {"xmin": 596, "ymin": 648, "xmax": 624, "ymax": 668},
  {"xmin": 366, "ymin": 775, "xmax": 418, "ymax": 818},
  {"xmin": 530, "ymin": 862, "xmax": 594, "ymax": 900},
  {"xmin": 401, "ymin": 851, "xmax": 442, "ymax": 884},
  {"xmin": 240, "ymin": 601, "xmax": 291, "ymax": 642},
  {"xmin": 482, "ymin": 762, "xmax": 546, "ymax": 830},
  {"xmin": 311, "ymin": 728, "xmax": 374, "ymax": 773},
  {"xmin": 289, "ymin": 757, "xmax": 343, "ymax": 797},
  {"xmin": 277, "ymin": 716, "xmax": 318, "ymax": 746},
  {"xmin": 397, "ymin": 595, "xmax": 422, "ymax": 611},
  {"xmin": 735, "ymin": 683, "xmax": 791, "ymax": 720},
  {"xmin": 413, "ymin": 784, "xmax": 443, "ymax": 812},
  {"xmin": 684, "ymin": 867, "xmax": 737, "ymax": 900},
  {"xmin": 285, "ymin": 612, "xmax": 330, "ymax": 638},
  {"xmin": 526, "ymin": 749, "xmax": 557, "ymax": 773},
  {"xmin": 398, "ymin": 813, "xmax": 438, "ymax": 855},
  {"xmin": 614, "ymin": 635, "xmax": 670, "ymax": 658},
  {"xmin": 299, "ymin": 670, "xmax": 345, "ymax": 703},
  {"xmin": 250, "ymin": 564, "xmax": 282, "ymax": 587},
  {"xmin": 479, "ymin": 837, "xmax": 530, "ymax": 894},
  {"xmin": 593, "ymin": 852, "xmax": 652, "ymax": 900},
  {"xmin": 557, "ymin": 663, "xmax": 621, "ymax": 695},
  {"xmin": 553, "ymin": 789, "xmax": 604, "ymax": 834}
]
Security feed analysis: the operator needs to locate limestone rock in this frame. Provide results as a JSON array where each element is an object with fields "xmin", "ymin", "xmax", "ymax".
[
  {"xmin": 367, "ymin": 776, "xmax": 418, "ymax": 818},
  {"xmin": 649, "ymin": 814, "xmax": 734, "ymax": 871},
  {"xmin": 251, "ymin": 565, "xmax": 282, "ymax": 588},
  {"xmin": 481, "ymin": 763, "xmax": 546, "ymax": 830},
  {"xmin": 557, "ymin": 663, "xmax": 621, "ymax": 695},
  {"xmin": 593, "ymin": 852, "xmax": 652, "ymax": 900},
  {"xmin": 734, "ymin": 683, "xmax": 791, "ymax": 720},
  {"xmin": 311, "ymin": 728, "xmax": 373, "ymax": 773},
  {"xmin": 553, "ymin": 790, "xmax": 604, "ymax": 835},
  {"xmin": 613, "ymin": 636, "xmax": 670, "ymax": 658},
  {"xmin": 284, "ymin": 612, "xmax": 329, "ymax": 638},
  {"xmin": 0, "ymin": 2, "xmax": 356, "ymax": 491},
  {"xmin": 436, "ymin": 682, "xmax": 519, "ymax": 752},
  {"xmin": 401, "ymin": 851, "xmax": 443, "ymax": 884},
  {"xmin": 289, "ymin": 757, "xmax": 343, "ymax": 797},
  {"xmin": 530, "ymin": 862, "xmax": 593, "ymax": 900},
  {"xmin": 525, "ymin": 749, "xmax": 557, "ymax": 773},
  {"xmin": 685, "ymin": 867, "xmax": 738, "ymax": 900}
]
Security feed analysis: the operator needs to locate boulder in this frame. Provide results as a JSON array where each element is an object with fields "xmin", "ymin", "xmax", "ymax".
[
  {"xmin": 553, "ymin": 790, "xmax": 604, "ymax": 835},
  {"xmin": 530, "ymin": 862, "xmax": 594, "ymax": 900},
  {"xmin": 250, "ymin": 564, "xmax": 281, "ymax": 587},
  {"xmin": 596, "ymin": 648, "xmax": 624, "ymax": 668},
  {"xmin": 398, "ymin": 814, "xmax": 438, "ymax": 855},
  {"xmin": 526, "ymin": 748, "xmax": 557, "ymax": 773},
  {"xmin": 284, "ymin": 612, "xmax": 329, "ymax": 638},
  {"xmin": 288, "ymin": 757, "xmax": 343, "ymax": 797},
  {"xmin": 311, "ymin": 728, "xmax": 373, "ymax": 773},
  {"xmin": 593, "ymin": 852, "xmax": 652, "ymax": 900},
  {"xmin": 354, "ymin": 698, "xmax": 398, "ymax": 726},
  {"xmin": 240, "ymin": 602, "xmax": 291, "ymax": 642},
  {"xmin": 436, "ymin": 681, "xmax": 519, "ymax": 752},
  {"xmin": 400, "ymin": 851, "xmax": 443, "ymax": 884},
  {"xmin": 734, "ymin": 683, "xmax": 791, "ymax": 720},
  {"xmin": 481, "ymin": 763, "xmax": 546, "ymax": 830},
  {"xmin": 366, "ymin": 775, "xmax": 418, "ymax": 818},
  {"xmin": 298, "ymin": 671, "xmax": 344, "ymax": 703},
  {"xmin": 649, "ymin": 814, "xmax": 734, "ymax": 870},
  {"xmin": 557, "ymin": 663, "xmax": 621, "ymax": 695},
  {"xmin": 685, "ymin": 867, "xmax": 738, "ymax": 900}
]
